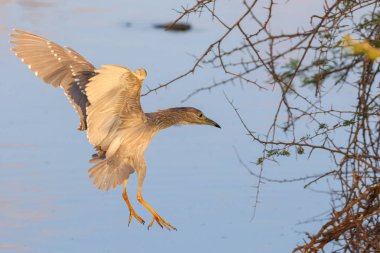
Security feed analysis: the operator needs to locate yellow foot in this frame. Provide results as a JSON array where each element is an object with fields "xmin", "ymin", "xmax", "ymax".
[
  {"xmin": 122, "ymin": 190, "xmax": 144, "ymax": 226},
  {"xmin": 128, "ymin": 210, "xmax": 145, "ymax": 226},
  {"xmin": 148, "ymin": 214, "xmax": 176, "ymax": 231}
]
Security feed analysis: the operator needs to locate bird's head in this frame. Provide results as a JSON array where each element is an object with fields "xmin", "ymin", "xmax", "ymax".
[{"xmin": 173, "ymin": 107, "xmax": 221, "ymax": 128}]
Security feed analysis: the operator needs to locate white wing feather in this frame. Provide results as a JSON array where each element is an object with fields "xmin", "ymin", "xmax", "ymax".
[{"xmin": 86, "ymin": 65, "xmax": 147, "ymax": 152}]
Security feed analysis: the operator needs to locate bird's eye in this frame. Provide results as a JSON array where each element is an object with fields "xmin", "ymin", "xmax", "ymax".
[{"xmin": 198, "ymin": 113, "xmax": 203, "ymax": 118}]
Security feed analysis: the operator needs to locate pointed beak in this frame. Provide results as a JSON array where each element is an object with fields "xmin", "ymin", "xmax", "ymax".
[{"xmin": 204, "ymin": 117, "xmax": 221, "ymax": 129}]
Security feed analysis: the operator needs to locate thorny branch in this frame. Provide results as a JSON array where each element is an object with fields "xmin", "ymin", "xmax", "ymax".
[{"xmin": 156, "ymin": 0, "xmax": 380, "ymax": 252}]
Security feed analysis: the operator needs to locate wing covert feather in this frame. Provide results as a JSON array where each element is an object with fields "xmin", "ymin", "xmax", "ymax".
[
  {"xmin": 10, "ymin": 29, "xmax": 95, "ymax": 130},
  {"xmin": 86, "ymin": 65, "xmax": 147, "ymax": 149}
]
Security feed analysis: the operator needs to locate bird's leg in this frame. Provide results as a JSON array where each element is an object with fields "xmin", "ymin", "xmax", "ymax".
[
  {"xmin": 122, "ymin": 180, "xmax": 145, "ymax": 226},
  {"xmin": 137, "ymin": 192, "xmax": 176, "ymax": 231},
  {"xmin": 136, "ymin": 170, "xmax": 176, "ymax": 231}
]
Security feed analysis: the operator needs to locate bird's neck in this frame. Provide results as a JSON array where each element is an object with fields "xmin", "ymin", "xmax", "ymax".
[{"xmin": 147, "ymin": 108, "xmax": 189, "ymax": 131}]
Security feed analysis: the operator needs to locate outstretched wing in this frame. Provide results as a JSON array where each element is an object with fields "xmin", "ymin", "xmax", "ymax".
[
  {"xmin": 86, "ymin": 65, "xmax": 147, "ymax": 151},
  {"xmin": 10, "ymin": 29, "xmax": 96, "ymax": 130}
]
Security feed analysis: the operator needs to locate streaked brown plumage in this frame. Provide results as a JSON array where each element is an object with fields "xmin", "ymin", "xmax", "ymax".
[
  {"xmin": 10, "ymin": 29, "xmax": 220, "ymax": 231},
  {"xmin": 10, "ymin": 29, "xmax": 95, "ymax": 130}
]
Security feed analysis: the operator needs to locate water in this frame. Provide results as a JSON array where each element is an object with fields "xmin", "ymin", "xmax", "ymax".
[{"xmin": 1, "ymin": 1, "xmax": 331, "ymax": 252}]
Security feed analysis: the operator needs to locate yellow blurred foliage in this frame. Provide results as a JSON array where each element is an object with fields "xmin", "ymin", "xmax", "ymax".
[{"xmin": 343, "ymin": 36, "xmax": 380, "ymax": 60}]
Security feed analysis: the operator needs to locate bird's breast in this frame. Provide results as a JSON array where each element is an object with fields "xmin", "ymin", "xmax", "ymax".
[{"xmin": 118, "ymin": 127, "xmax": 157, "ymax": 156}]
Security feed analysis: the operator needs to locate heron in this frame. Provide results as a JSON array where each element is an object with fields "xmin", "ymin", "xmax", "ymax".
[{"xmin": 10, "ymin": 29, "xmax": 220, "ymax": 231}]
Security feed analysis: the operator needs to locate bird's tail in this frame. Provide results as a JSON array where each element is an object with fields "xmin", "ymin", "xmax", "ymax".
[{"xmin": 88, "ymin": 158, "xmax": 134, "ymax": 191}]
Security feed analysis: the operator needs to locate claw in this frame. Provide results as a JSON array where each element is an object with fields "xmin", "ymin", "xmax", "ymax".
[
  {"xmin": 148, "ymin": 217, "xmax": 156, "ymax": 229},
  {"xmin": 137, "ymin": 192, "xmax": 177, "ymax": 231},
  {"xmin": 122, "ymin": 186, "xmax": 145, "ymax": 226},
  {"xmin": 147, "ymin": 215, "xmax": 176, "ymax": 231},
  {"xmin": 128, "ymin": 209, "xmax": 145, "ymax": 226}
]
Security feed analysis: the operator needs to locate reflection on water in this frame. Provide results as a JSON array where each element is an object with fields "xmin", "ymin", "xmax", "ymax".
[
  {"xmin": 0, "ymin": 0, "xmax": 12, "ymax": 5},
  {"xmin": 73, "ymin": 6, "xmax": 113, "ymax": 14},
  {"xmin": 0, "ymin": 0, "xmax": 52, "ymax": 8},
  {"xmin": 0, "ymin": 243, "xmax": 29, "ymax": 252},
  {"xmin": 16, "ymin": 0, "xmax": 53, "ymax": 9},
  {"xmin": 0, "ymin": 163, "xmax": 27, "ymax": 169},
  {"xmin": 0, "ymin": 0, "xmax": 330, "ymax": 252},
  {"xmin": 0, "ymin": 144, "xmax": 36, "ymax": 148}
]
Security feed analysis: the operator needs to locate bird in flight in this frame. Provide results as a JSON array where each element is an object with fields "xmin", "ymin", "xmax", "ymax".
[{"xmin": 10, "ymin": 29, "xmax": 220, "ymax": 231}]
